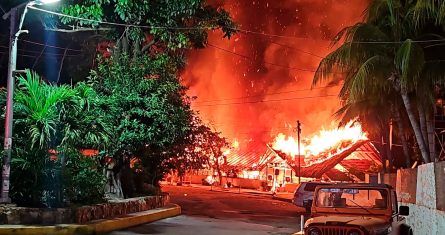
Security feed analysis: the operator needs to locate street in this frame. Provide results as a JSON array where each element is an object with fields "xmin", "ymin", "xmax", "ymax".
[{"xmin": 108, "ymin": 185, "xmax": 304, "ymax": 235}]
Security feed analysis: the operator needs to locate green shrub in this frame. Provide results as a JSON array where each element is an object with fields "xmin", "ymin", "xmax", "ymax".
[{"xmin": 64, "ymin": 153, "xmax": 106, "ymax": 205}]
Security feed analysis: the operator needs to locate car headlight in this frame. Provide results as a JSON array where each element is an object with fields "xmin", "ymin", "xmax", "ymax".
[
  {"xmin": 348, "ymin": 229, "xmax": 361, "ymax": 235},
  {"xmin": 307, "ymin": 227, "xmax": 322, "ymax": 235}
]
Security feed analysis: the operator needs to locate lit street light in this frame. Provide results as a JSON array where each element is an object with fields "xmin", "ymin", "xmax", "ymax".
[{"xmin": 1, "ymin": 0, "xmax": 60, "ymax": 203}]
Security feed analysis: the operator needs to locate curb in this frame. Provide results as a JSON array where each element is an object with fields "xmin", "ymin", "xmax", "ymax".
[
  {"xmin": 272, "ymin": 196, "xmax": 293, "ymax": 203},
  {"xmin": 209, "ymin": 188, "xmax": 272, "ymax": 197},
  {"xmin": 0, "ymin": 204, "xmax": 181, "ymax": 235}
]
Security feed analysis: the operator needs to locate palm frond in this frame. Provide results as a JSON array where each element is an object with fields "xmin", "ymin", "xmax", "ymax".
[
  {"xmin": 349, "ymin": 55, "xmax": 393, "ymax": 101},
  {"xmin": 395, "ymin": 39, "xmax": 425, "ymax": 88}
]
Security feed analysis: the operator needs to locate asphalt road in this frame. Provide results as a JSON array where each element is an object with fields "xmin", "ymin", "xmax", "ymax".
[{"xmin": 108, "ymin": 185, "xmax": 304, "ymax": 235}]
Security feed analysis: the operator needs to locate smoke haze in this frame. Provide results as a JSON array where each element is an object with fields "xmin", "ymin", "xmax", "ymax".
[{"xmin": 182, "ymin": 0, "xmax": 368, "ymax": 149}]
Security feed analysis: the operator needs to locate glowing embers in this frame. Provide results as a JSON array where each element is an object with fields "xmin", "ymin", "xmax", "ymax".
[{"xmin": 271, "ymin": 120, "xmax": 368, "ymax": 160}]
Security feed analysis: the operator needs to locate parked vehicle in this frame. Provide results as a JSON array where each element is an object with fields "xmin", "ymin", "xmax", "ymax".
[
  {"xmin": 304, "ymin": 183, "xmax": 412, "ymax": 235},
  {"xmin": 293, "ymin": 182, "xmax": 330, "ymax": 211}
]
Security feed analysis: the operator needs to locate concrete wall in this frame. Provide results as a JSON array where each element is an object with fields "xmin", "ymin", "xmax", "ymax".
[
  {"xmin": 190, "ymin": 174, "xmax": 207, "ymax": 184},
  {"xmin": 395, "ymin": 162, "xmax": 445, "ymax": 235},
  {"xmin": 396, "ymin": 168, "xmax": 417, "ymax": 204},
  {"xmin": 435, "ymin": 162, "xmax": 445, "ymax": 211}
]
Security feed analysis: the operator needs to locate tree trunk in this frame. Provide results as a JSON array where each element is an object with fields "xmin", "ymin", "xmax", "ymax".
[
  {"xmin": 393, "ymin": 107, "xmax": 411, "ymax": 167},
  {"xmin": 122, "ymin": 35, "xmax": 129, "ymax": 55},
  {"xmin": 59, "ymin": 152, "xmax": 66, "ymax": 206},
  {"xmin": 426, "ymin": 110, "xmax": 436, "ymax": 162},
  {"xmin": 418, "ymin": 103, "xmax": 429, "ymax": 153},
  {"xmin": 113, "ymin": 39, "xmax": 121, "ymax": 61},
  {"xmin": 383, "ymin": 130, "xmax": 393, "ymax": 172},
  {"xmin": 401, "ymin": 92, "xmax": 431, "ymax": 163},
  {"xmin": 379, "ymin": 135, "xmax": 387, "ymax": 173},
  {"xmin": 133, "ymin": 41, "xmax": 141, "ymax": 59},
  {"xmin": 215, "ymin": 158, "xmax": 223, "ymax": 186}
]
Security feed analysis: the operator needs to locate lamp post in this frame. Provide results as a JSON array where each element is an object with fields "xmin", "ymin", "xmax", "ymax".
[
  {"xmin": 296, "ymin": 120, "xmax": 301, "ymax": 184},
  {"xmin": 1, "ymin": 0, "xmax": 60, "ymax": 203}
]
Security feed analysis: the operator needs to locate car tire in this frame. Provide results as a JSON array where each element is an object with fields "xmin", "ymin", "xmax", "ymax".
[{"xmin": 400, "ymin": 224, "xmax": 413, "ymax": 235}]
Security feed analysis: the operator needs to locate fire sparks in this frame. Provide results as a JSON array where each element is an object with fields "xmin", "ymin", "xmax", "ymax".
[
  {"xmin": 232, "ymin": 139, "xmax": 240, "ymax": 149},
  {"xmin": 272, "ymin": 121, "xmax": 367, "ymax": 159}
]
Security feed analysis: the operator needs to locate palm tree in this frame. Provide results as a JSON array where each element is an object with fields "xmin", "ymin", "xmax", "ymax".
[
  {"xmin": 9, "ymin": 70, "xmax": 111, "ymax": 206},
  {"xmin": 313, "ymin": 0, "xmax": 445, "ymax": 164}
]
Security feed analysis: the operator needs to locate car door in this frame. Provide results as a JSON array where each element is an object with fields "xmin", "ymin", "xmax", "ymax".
[{"xmin": 390, "ymin": 191, "xmax": 405, "ymax": 235}]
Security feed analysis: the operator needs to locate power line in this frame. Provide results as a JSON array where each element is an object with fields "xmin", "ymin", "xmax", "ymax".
[
  {"xmin": 20, "ymin": 39, "xmax": 82, "ymax": 52},
  {"xmin": 193, "ymin": 84, "xmax": 340, "ymax": 104},
  {"xmin": 193, "ymin": 94, "xmax": 337, "ymax": 107},
  {"xmin": 29, "ymin": 6, "xmax": 445, "ymax": 45},
  {"xmin": 268, "ymin": 41, "xmax": 326, "ymax": 59},
  {"xmin": 0, "ymin": 50, "xmax": 81, "ymax": 58},
  {"xmin": 207, "ymin": 43, "xmax": 318, "ymax": 72},
  {"xmin": 0, "ymin": 51, "xmax": 37, "ymax": 58},
  {"xmin": 0, "ymin": 35, "xmax": 83, "ymax": 52},
  {"xmin": 0, "ymin": 45, "xmax": 81, "ymax": 57},
  {"xmin": 236, "ymin": 28, "xmax": 445, "ymax": 44}
]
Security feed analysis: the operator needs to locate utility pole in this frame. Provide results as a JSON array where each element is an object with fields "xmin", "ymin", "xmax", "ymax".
[
  {"xmin": 1, "ymin": 0, "xmax": 60, "ymax": 203},
  {"xmin": 1, "ymin": 7, "xmax": 19, "ymax": 203},
  {"xmin": 297, "ymin": 120, "xmax": 301, "ymax": 184}
]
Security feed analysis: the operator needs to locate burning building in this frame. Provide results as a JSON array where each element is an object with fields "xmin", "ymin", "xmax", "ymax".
[
  {"xmin": 181, "ymin": 0, "xmax": 380, "ymax": 187},
  {"xmin": 221, "ymin": 121, "xmax": 382, "ymax": 186}
]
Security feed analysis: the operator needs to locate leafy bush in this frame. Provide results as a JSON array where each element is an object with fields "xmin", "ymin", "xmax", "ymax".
[
  {"xmin": 10, "ymin": 149, "xmax": 60, "ymax": 207},
  {"xmin": 64, "ymin": 152, "xmax": 106, "ymax": 205},
  {"xmin": 3, "ymin": 71, "xmax": 110, "ymax": 208}
]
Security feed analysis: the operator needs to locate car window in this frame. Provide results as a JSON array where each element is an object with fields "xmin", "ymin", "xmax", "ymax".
[
  {"xmin": 392, "ymin": 192, "xmax": 398, "ymax": 214},
  {"xmin": 316, "ymin": 187, "xmax": 388, "ymax": 209},
  {"xmin": 304, "ymin": 183, "xmax": 322, "ymax": 191}
]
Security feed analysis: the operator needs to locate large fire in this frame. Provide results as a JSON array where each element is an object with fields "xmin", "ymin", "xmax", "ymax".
[
  {"xmin": 184, "ymin": 0, "xmax": 369, "ymax": 150},
  {"xmin": 272, "ymin": 120, "xmax": 367, "ymax": 159}
]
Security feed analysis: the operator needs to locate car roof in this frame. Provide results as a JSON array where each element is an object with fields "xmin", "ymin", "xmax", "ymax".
[
  {"xmin": 314, "ymin": 183, "xmax": 393, "ymax": 189},
  {"xmin": 304, "ymin": 181, "xmax": 330, "ymax": 184}
]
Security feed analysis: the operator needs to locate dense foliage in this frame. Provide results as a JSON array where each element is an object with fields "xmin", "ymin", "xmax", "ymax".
[
  {"xmin": 1, "ymin": 0, "xmax": 235, "ymax": 206},
  {"xmin": 313, "ymin": 0, "xmax": 445, "ymax": 169},
  {"xmin": 60, "ymin": 0, "xmax": 236, "ymax": 49},
  {"xmin": 1, "ymin": 71, "xmax": 109, "ymax": 207}
]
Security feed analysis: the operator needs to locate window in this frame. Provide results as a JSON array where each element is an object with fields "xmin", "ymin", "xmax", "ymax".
[
  {"xmin": 316, "ymin": 187, "xmax": 388, "ymax": 209},
  {"xmin": 304, "ymin": 183, "xmax": 324, "ymax": 191}
]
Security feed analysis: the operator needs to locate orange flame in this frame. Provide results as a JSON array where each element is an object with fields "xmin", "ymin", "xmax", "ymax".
[{"xmin": 272, "ymin": 120, "xmax": 367, "ymax": 158}]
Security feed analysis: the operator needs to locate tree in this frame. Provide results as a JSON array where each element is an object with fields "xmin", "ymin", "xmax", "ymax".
[
  {"xmin": 164, "ymin": 115, "xmax": 229, "ymax": 184},
  {"xmin": 56, "ymin": 0, "xmax": 237, "ymax": 192},
  {"xmin": 58, "ymin": 0, "xmax": 236, "ymax": 60},
  {"xmin": 0, "ymin": 70, "xmax": 109, "ymax": 207},
  {"xmin": 313, "ymin": 0, "xmax": 445, "ymax": 165},
  {"xmin": 86, "ymin": 53, "xmax": 196, "ymax": 193}
]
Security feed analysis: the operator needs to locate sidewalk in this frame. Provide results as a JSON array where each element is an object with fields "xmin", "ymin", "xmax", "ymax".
[
  {"xmin": 182, "ymin": 183, "xmax": 294, "ymax": 203},
  {"xmin": 0, "ymin": 204, "xmax": 181, "ymax": 235}
]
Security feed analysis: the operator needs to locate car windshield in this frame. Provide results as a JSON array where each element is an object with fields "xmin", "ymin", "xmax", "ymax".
[{"xmin": 316, "ymin": 187, "xmax": 388, "ymax": 209}]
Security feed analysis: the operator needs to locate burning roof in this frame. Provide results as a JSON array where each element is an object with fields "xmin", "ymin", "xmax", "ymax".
[{"xmin": 223, "ymin": 121, "xmax": 382, "ymax": 181}]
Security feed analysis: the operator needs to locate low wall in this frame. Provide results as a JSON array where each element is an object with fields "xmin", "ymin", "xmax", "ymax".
[
  {"xmin": 394, "ymin": 162, "xmax": 445, "ymax": 235},
  {"xmin": 401, "ymin": 202, "xmax": 445, "ymax": 235},
  {"xmin": 221, "ymin": 177, "xmax": 266, "ymax": 190},
  {"xmin": 0, "ymin": 194, "xmax": 170, "ymax": 225},
  {"xmin": 190, "ymin": 175, "xmax": 207, "ymax": 184}
]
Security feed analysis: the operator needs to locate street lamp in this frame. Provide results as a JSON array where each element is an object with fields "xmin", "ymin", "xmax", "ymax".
[{"xmin": 1, "ymin": 0, "xmax": 60, "ymax": 203}]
